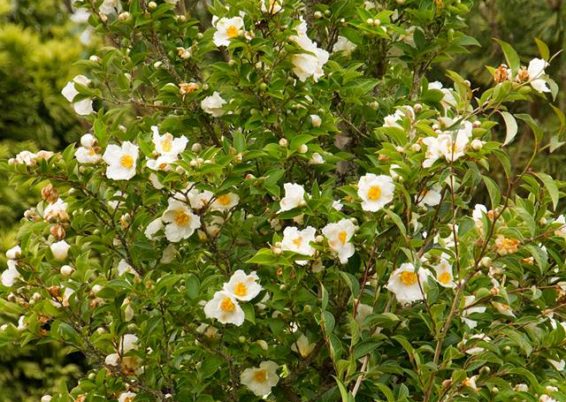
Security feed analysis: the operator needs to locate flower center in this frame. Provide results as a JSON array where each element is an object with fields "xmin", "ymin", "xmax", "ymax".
[
  {"xmin": 400, "ymin": 271, "xmax": 418, "ymax": 286},
  {"xmin": 217, "ymin": 194, "xmax": 231, "ymax": 206},
  {"xmin": 88, "ymin": 148, "xmax": 97, "ymax": 156},
  {"xmin": 292, "ymin": 236, "xmax": 303, "ymax": 247},
  {"xmin": 161, "ymin": 135, "xmax": 173, "ymax": 152},
  {"xmin": 234, "ymin": 282, "xmax": 248, "ymax": 297},
  {"xmin": 253, "ymin": 369, "xmax": 267, "ymax": 383},
  {"xmin": 226, "ymin": 25, "xmax": 239, "ymax": 38},
  {"xmin": 120, "ymin": 154, "xmax": 134, "ymax": 169},
  {"xmin": 367, "ymin": 185, "xmax": 381, "ymax": 201},
  {"xmin": 174, "ymin": 210, "xmax": 190, "ymax": 226},
  {"xmin": 125, "ymin": 398, "xmax": 134, "ymax": 402},
  {"xmin": 438, "ymin": 271, "xmax": 451, "ymax": 284},
  {"xmin": 338, "ymin": 231, "xmax": 348, "ymax": 245},
  {"xmin": 220, "ymin": 297, "xmax": 235, "ymax": 312}
]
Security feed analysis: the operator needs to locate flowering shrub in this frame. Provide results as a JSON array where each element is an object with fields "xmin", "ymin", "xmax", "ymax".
[{"xmin": 1, "ymin": 0, "xmax": 566, "ymax": 401}]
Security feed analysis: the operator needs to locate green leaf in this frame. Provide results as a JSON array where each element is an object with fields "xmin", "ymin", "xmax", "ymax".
[
  {"xmin": 482, "ymin": 175, "xmax": 501, "ymax": 208},
  {"xmin": 535, "ymin": 172, "xmax": 559, "ymax": 210},
  {"xmin": 534, "ymin": 37, "xmax": 550, "ymax": 60},
  {"xmin": 494, "ymin": 39, "xmax": 520, "ymax": 71},
  {"xmin": 500, "ymin": 111, "xmax": 518, "ymax": 146}
]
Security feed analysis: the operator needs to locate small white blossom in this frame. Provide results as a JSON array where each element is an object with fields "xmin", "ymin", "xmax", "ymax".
[
  {"xmin": 527, "ymin": 58, "xmax": 550, "ymax": 93},
  {"xmin": 118, "ymin": 392, "xmax": 136, "ymax": 402},
  {"xmin": 161, "ymin": 198, "xmax": 201, "ymax": 242},
  {"xmin": 204, "ymin": 290, "xmax": 245, "ymax": 326},
  {"xmin": 102, "ymin": 142, "xmax": 139, "ymax": 181},
  {"xmin": 211, "ymin": 193, "xmax": 239, "ymax": 212},
  {"xmin": 212, "ymin": 16, "xmax": 244, "ymax": 47},
  {"xmin": 240, "ymin": 361, "xmax": 279, "ymax": 397},
  {"xmin": 332, "ymin": 36, "xmax": 357, "ymax": 56},
  {"xmin": 321, "ymin": 219, "xmax": 357, "ymax": 264},
  {"xmin": 50, "ymin": 240, "xmax": 70, "ymax": 261},
  {"xmin": 357, "ymin": 173, "xmax": 395, "ymax": 212},
  {"xmin": 281, "ymin": 226, "xmax": 316, "ymax": 265},
  {"xmin": 223, "ymin": 270, "xmax": 262, "ymax": 301},
  {"xmin": 291, "ymin": 334, "xmax": 315, "ymax": 358},
  {"xmin": 200, "ymin": 92, "xmax": 227, "ymax": 117},
  {"xmin": 386, "ymin": 263, "xmax": 430, "ymax": 304},
  {"xmin": 278, "ymin": 183, "xmax": 306, "ymax": 212}
]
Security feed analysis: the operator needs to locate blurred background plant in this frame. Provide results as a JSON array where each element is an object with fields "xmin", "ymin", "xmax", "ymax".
[
  {"xmin": 446, "ymin": 0, "xmax": 566, "ymax": 180},
  {"xmin": 0, "ymin": 0, "xmax": 94, "ymax": 399}
]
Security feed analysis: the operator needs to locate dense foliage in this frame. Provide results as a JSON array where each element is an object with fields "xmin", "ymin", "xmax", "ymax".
[{"xmin": 1, "ymin": 0, "xmax": 565, "ymax": 401}]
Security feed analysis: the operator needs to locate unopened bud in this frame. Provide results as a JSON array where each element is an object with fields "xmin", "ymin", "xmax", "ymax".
[
  {"xmin": 41, "ymin": 184, "xmax": 59, "ymax": 204},
  {"xmin": 298, "ymin": 144, "xmax": 308, "ymax": 154},
  {"xmin": 279, "ymin": 138, "xmax": 289, "ymax": 147}
]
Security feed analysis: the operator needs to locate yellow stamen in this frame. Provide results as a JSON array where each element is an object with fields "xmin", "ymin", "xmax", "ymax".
[
  {"xmin": 400, "ymin": 271, "xmax": 418, "ymax": 286},
  {"xmin": 438, "ymin": 271, "xmax": 451, "ymax": 284},
  {"xmin": 220, "ymin": 297, "xmax": 235, "ymax": 312},
  {"xmin": 161, "ymin": 135, "xmax": 173, "ymax": 153},
  {"xmin": 174, "ymin": 210, "xmax": 190, "ymax": 226},
  {"xmin": 120, "ymin": 154, "xmax": 134, "ymax": 169},
  {"xmin": 338, "ymin": 231, "xmax": 348, "ymax": 245},
  {"xmin": 217, "ymin": 194, "xmax": 232, "ymax": 206},
  {"xmin": 226, "ymin": 25, "xmax": 239, "ymax": 38},
  {"xmin": 234, "ymin": 282, "xmax": 248, "ymax": 297},
  {"xmin": 367, "ymin": 185, "xmax": 381, "ymax": 201},
  {"xmin": 292, "ymin": 237, "xmax": 303, "ymax": 247},
  {"xmin": 253, "ymin": 369, "xmax": 267, "ymax": 383}
]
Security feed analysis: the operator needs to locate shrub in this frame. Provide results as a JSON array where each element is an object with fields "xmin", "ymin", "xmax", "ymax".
[{"xmin": 1, "ymin": 0, "xmax": 565, "ymax": 401}]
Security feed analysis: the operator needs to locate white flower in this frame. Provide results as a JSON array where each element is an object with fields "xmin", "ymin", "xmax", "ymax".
[
  {"xmin": 492, "ymin": 301, "xmax": 515, "ymax": 317},
  {"xmin": 291, "ymin": 334, "xmax": 315, "ymax": 358},
  {"xmin": 548, "ymin": 359, "xmax": 565, "ymax": 371},
  {"xmin": 383, "ymin": 109, "xmax": 405, "ymax": 129},
  {"xmin": 99, "ymin": 0, "xmax": 122, "ymax": 15},
  {"xmin": 240, "ymin": 361, "xmax": 279, "ymax": 397},
  {"xmin": 261, "ymin": 0, "xmax": 282, "ymax": 14},
  {"xmin": 1, "ymin": 260, "xmax": 20, "ymax": 287},
  {"xmin": 212, "ymin": 16, "xmax": 244, "ymax": 47},
  {"xmin": 120, "ymin": 334, "xmax": 139, "ymax": 354},
  {"xmin": 309, "ymin": 152, "xmax": 324, "ymax": 165},
  {"xmin": 73, "ymin": 98, "xmax": 94, "ymax": 115},
  {"xmin": 278, "ymin": 183, "xmax": 306, "ymax": 212},
  {"xmin": 62, "ymin": 287, "xmax": 74, "ymax": 307},
  {"xmin": 75, "ymin": 146, "xmax": 101, "ymax": 164},
  {"xmin": 310, "ymin": 114, "xmax": 322, "ymax": 127},
  {"xmin": 50, "ymin": 240, "xmax": 70, "ymax": 261},
  {"xmin": 322, "ymin": 219, "xmax": 357, "ymax": 264},
  {"xmin": 464, "ymin": 333, "xmax": 491, "ymax": 355},
  {"xmin": 118, "ymin": 392, "xmax": 136, "ymax": 402},
  {"xmin": 43, "ymin": 198, "xmax": 68, "ymax": 221},
  {"xmin": 386, "ymin": 263, "xmax": 430, "ymax": 304},
  {"xmin": 5, "ymin": 245, "xmax": 21, "ymax": 260},
  {"xmin": 81, "ymin": 133, "xmax": 96, "ymax": 148},
  {"xmin": 184, "ymin": 187, "xmax": 214, "ymax": 210},
  {"xmin": 151, "ymin": 126, "xmax": 188, "ymax": 157},
  {"xmin": 357, "ymin": 173, "xmax": 395, "ymax": 212},
  {"xmin": 17, "ymin": 316, "xmax": 26, "ymax": 331},
  {"xmin": 554, "ymin": 215, "xmax": 566, "ymax": 238},
  {"xmin": 527, "ymin": 58, "xmax": 550, "ymax": 93},
  {"xmin": 514, "ymin": 383, "xmax": 529, "ymax": 392},
  {"xmin": 421, "ymin": 136, "xmax": 443, "ymax": 168},
  {"xmin": 461, "ymin": 295, "xmax": 486, "ymax": 329},
  {"xmin": 40, "ymin": 396, "xmax": 53, "ymax": 402},
  {"xmin": 61, "ymin": 75, "xmax": 91, "ymax": 102},
  {"xmin": 281, "ymin": 226, "xmax": 316, "ymax": 265},
  {"xmin": 161, "ymin": 198, "xmax": 201, "ymax": 242},
  {"xmin": 204, "ymin": 290, "xmax": 245, "ymax": 326},
  {"xmin": 211, "ymin": 193, "xmax": 239, "ymax": 212},
  {"xmin": 331, "ymin": 199, "xmax": 343, "ymax": 211},
  {"xmin": 200, "ymin": 92, "xmax": 227, "ymax": 117},
  {"xmin": 433, "ymin": 257, "xmax": 455, "ymax": 288},
  {"xmin": 332, "ymin": 36, "xmax": 357, "ymax": 56},
  {"xmin": 290, "ymin": 19, "xmax": 329, "ymax": 82},
  {"xmin": 146, "ymin": 154, "xmax": 178, "ymax": 171},
  {"xmin": 418, "ymin": 184, "xmax": 442, "ymax": 207},
  {"xmin": 102, "ymin": 142, "xmax": 139, "ymax": 181},
  {"xmin": 428, "ymin": 81, "xmax": 457, "ymax": 110},
  {"xmin": 438, "ymin": 121, "xmax": 472, "ymax": 162},
  {"xmin": 223, "ymin": 270, "xmax": 262, "ymax": 301},
  {"xmin": 117, "ymin": 259, "xmax": 138, "ymax": 277},
  {"xmin": 144, "ymin": 218, "xmax": 164, "ymax": 240}
]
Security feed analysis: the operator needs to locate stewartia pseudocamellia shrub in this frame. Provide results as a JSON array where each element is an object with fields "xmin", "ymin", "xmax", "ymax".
[{"xmin": 1, "ymin": 0, "xmax": 565, "ymax": 401}]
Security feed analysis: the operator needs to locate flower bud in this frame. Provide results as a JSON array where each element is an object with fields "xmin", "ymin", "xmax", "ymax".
[
  {"xmin": 118, "ymin": 12, "xmax": 131, "ymax": 21},
  {"xmin": 366, "ymin": 18, "xmax": 374, "ymax": 25},
  {"xmin": 279, "ymin": 138, "xmax": 289, "ymax": 147},
  {"xmin": 471, "ymin": 139, "xmax": 483, "ymax": 151},
  {"xmin": 298, "ymin": 144, "xmax": 308, "ymax": 154},
  {"xmin": 315, "ymin": 235, "xmax": 324, "ymax": 243},
  {"xmin": 80, "ymin": 133, "xmax": 96, "ymax": 148},
  {"xmin": 50, "ymin": 240, "xmax": 70, "ymax": 261},
  {"xmin": 257, "ymin": 340, "xmax": 268, "ymax": 350},
  {"xmin": 89, "ymin": 55, "xmax": 100, "ymax": 63},
  {"xmin": 179, "ymin": 82, "xmax": 199, "ymax": 95},
  {"xmin": 148, "ymin": 1, "xmax": 157, "ymax": 9},
  {"xmin": 310, "ymin": 114, "xmax": 322, "ymax": 127},
  {"xmin": 60, "ymin": 265, "xmax": 74, "ymax": 276},
  {"xmin": 41, "ymin": 184, "xmax": 59, "ymax": 204},
  {"xmin": 314, "ymin": 11, "xmax": 323, "ymax": 19},
  {"xmin": 480, "ymin": 256, "xmax": 492, "ymax": 267},
  {"xmin": 50, "ymin": 224, "xmax": 66, "ymax": 240}
]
